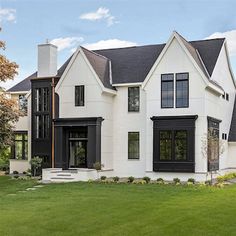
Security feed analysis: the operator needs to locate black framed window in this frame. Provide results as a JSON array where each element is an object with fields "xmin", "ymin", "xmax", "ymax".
[
  {"xmin": 35, "ymin": 114, "xmax": 49, "ymax": 139},
  {"xmin": 175, "ymin": 131, "xmax": 187, "ymax": 160},
  {"xmin": 159, "ymin": 131, "xmax": 172, "ymax": 160},
  {"xmin": 128, "ymin": 87, "xmax": 140, "ymax": 112},
  {"xmin": 75, "ymin": 85, "xmax": 84, "ymax": 106},
  {"xmin": 226, "ymin": 93, "xmax": 229, "ymax": 101},
  {"xmin": 19, "ymin": 94, "xmax": 27, "ymax": 114},
  {"xmin": 128, "ymin": 132, "xmax": 139, "ymax": 159},
  {"xmin": 176, "ymin": 73, "xmax": 189, "ymax": 108},
  {"xmin": 12, "ymin": 133, "xmax": 28, "ymax": 160},
  {"xmin": 159, "ymin": 130, "xmax": 187, "ymax": 161},
  {"xmin": 161, "ymin": 74, "xmax": 174, "ymax": 108}
]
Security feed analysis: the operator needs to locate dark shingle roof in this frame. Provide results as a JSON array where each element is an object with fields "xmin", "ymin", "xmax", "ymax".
[
  {"xmin": 81, "ymin": 47, "xmax": 113, "ymax": 89},
  {"xmin": 7, "ymin": 72, "xmax": 36, "ymax": 92},
  {"xmin": 95, "ymin": 44, "xmax": 165, "ymax": 84},
  {"xmin": 8, "ymin": 35, "xmax": 225, "ymax": 92}
]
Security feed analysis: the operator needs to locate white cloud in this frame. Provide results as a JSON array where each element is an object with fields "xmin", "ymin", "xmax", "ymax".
[
  {"xmin": 80, "ymin": 7, "xmax": 117, "ymax": 26},
  {"xmin": 0, "ymin": 8, "xmax": 16, "ymax": 23},
  {"xmin": 50, "ymin": 37, "xmax": 84, "ymax": 51},
  {"xmin": 82, "ymin": 39, "xmax": 138, "ymax": 50},
  {"xmin": 206, "ymin": 30, "xmax": 236, "ymax": 56}
]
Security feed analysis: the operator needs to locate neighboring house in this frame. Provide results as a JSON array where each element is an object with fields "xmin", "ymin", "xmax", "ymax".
[
  {"xmin": 8, "ymin": 31, "xmax": 236, "ymax": 181},
  {"xmin": 7, "ymin": 77, "xmax": 31, "ymax": 173}
]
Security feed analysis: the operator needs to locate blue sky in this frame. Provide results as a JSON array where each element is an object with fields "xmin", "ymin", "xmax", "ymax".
[{"xmin": 1, "ymin": 0, "xmax": 236, "ymax": 89}]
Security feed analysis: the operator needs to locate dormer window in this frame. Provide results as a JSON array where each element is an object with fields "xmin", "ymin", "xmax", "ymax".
[{"xmin": 75, "ymin": 85, "xmax": 84, "ymax": 106}]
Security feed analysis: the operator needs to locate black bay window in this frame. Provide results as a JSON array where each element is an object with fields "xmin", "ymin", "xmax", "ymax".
[
  {"xmin": 152, "ymin": 116, "xmax": 197, "ymax": 172},
  {"xmin": 11, "ymin": 132, "xmax": 28, "ymax": 160},
  {"xmin": 75, "ymin": 85, "xmax": 84, "ymax": 106},
  {"xmin": 128, "ymin": 87, "xmax": 140, "ymax": 112},
  {"xmin": 128, "ymin": 132, "xmax": 140, "ymax": 159},
  {"xmin": 161, "ymin": 74, "xmax": 174, "ymax": 108},
  {"xmin": 176, "ymin": 73, "xmax": 189, "ymax": 108}
]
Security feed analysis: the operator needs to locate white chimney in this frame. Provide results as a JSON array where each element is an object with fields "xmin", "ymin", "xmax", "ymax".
[{"xmin": 38, "ymin": 43, "xmax": 57, "ymax": 78}]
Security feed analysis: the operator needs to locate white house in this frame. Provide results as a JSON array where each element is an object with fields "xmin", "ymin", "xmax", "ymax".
[{"xmin": 8, "ymin": 31, "xmax": 236, "ymax": 182}]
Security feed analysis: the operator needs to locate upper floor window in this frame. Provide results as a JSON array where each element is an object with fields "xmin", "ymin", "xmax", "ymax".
[
  {"xmin": 19, "ymin": 94, "xmax": 27, "ymax": 114},
  {"xmin": 75, "ymin": 85, "xmax": 84, "ymax": 106},
  {"xmin": 128, "ymin": 132, "xmax": 140, "ymax": 159},
  {"xmin": 176, "ymin": 73, "xmax": 189, "ymax": 108},
  {"xmin": 35, "ymin": 87, "xmax": 49, "ymax": 112},
  {"xmin": 161, "ymin": 74, "xmax": 174, "ymax": 108},
  {"xmin": 128, "ymin": 87, "xmax": 140, "ymax": 112}
]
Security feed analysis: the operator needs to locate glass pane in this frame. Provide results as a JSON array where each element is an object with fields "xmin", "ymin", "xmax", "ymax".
[
  {"xmin": 24, "ymin": 140, "xmax": 28, "ymax": 159},
  {"xmin": 15, "ymin": 141, "xmax": 23, "ymax": 160},
  {"xmin": 75, "ymin": 86, "xmax": 84, "ymax": 106},
  {"xmin": 128, "ymin": 87, "xmax": 140, "ymax": 112},
  {"xmin": 128, "ymin": 132, "xmax": 139, "ymax": 159},
  {"xmin": 161, "ymin": 77, "xmax": 174, "ymax": 108},
  {"xmin": 176, "ymin": 80, "xmax": 188, "ymax": 108},
  {"xmin": 69, "ymin": 141, "xmax": 86, "ymax": 167},
  {"xmin": 175, "ymin": 131, "xmax": 187, "ymax": 160},
  {"xmin": 15, "ymin": 134, "xmax": 23, "ymax": 141},
  {"xmin": 19, "ymin": 95, "xmax": 27, "ymax": 114},
  {"xmin": 159, "ymin": 131, "xmax": 172, "ymax": 160}
]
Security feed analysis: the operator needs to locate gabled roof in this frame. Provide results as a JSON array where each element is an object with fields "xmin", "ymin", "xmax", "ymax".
[
  {"xmin": 8, "ymin": 32, "xmax": 225, "ymax": 92},
  {"xmin": 81, "ymin": 47, "xmax": 114, "ymax": 90}
]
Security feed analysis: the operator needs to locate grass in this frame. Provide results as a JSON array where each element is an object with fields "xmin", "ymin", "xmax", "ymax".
[{"xmin": 1, "ymin": 176, "xmax": 236, "ymax": 236}]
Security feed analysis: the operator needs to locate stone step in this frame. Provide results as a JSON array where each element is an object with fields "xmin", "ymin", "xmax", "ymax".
[
  {"xmin": 50, "ymin": 177, "xmax": 75, "ymax": 180},
  {"xmin": 56, "ymin": 174, "xmax": 72, "ymax": 177}
]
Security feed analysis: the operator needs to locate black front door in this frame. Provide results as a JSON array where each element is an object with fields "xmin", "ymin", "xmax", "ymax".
[
  {"xmin": 69, "ymin": 140, "xmax": 87, "ymax": 168},
  {"xmin": 68, "ymin": 128, "xmax": 88, "ymax": 168}
]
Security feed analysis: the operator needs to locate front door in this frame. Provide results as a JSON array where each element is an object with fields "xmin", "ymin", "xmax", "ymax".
[
  {"xmin": 68, "ymin": 128, "xmax": 88, "ymax": 168},
  {"xmin": 69, "ymin": 140, "xmax": 87, "ymax": 168}
]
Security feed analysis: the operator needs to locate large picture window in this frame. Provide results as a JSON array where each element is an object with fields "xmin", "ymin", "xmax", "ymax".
[
  {"xmin": 12, "ymin": 132, "xmax": 28, "ymax": 160},
  {"xmin": 176, "ymin": 73, "xmax": 189, "ymax": 108},
  {"xmin": 161, "ymin": 74, "xmax": 174, "ymax": 108},
  {"xmin": 159, "ymin": 130, "xmax": 187, "ymax": 161},
  {"xmin": 75, "ymin": 85, "xmax": 84, "ymax": 106},
  {"xmin": 128, "ymin": 132, "xmax": 139, "ymax": 159},
  {"xmin": 128, "ymin": 87, "xmax": 140, "ymax": 112}
]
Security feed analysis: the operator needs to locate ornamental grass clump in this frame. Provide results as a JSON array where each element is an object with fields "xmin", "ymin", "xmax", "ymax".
[{"xmin": 173, "ymin": 178, "xmax": 181, "ymax": 185}]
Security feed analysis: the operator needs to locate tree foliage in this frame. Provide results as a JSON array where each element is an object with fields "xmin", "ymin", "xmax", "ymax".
[{"xmin": 0, "ymin": 28, "xmax": 20, "ymax": 149}]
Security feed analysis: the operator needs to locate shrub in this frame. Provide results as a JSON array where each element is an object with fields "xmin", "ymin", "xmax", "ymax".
[
  {"xmin": 93, "ymin": 162, "xmax": 104, "ymax": 171},
  {"xmin": 173, "ymin": 178, "xmax": 180, "ymax": 184},
  {"xmin": 100, "ymin": 176, "xmax": 107, "ymax": 181},
  {"xmin": 217, "ymin": 172, "xmax": 236, "ymax": 183},
  {"xmin": 30, "ymin": 156, "xmax": 42, "ymax": 177},
  {"xmin": 13, "ymin": 175, "xmax": 19, "ymax": 179},
  {"xmin": 113, "ymin": 176, "xmax": 119, "ymax": 182},
  {"xmin": 187, "ymin": 178, "xmax": 195, "ymax": 184},
  {"xmin": 156, "ymin": 178, "xmax": 164, "ymax": 184},
  {"xmin": 22, "ymin": 171, "xmax": 27, "ymax": 175},
  {"xmin": 128, "ymin": 176, "xmax": 135, "ymax": 183},
  {"xmin": 205, "ymin": 180, "xmax": 211, "ymax": 185},
  {"xmin": 0, "ymin": 147, "xmax": 10, "ymax": 171},
  {"xmin": 13, "ymin": 170, "xmax": 19, "ymax": 175},
  {"xmin": 143, "ymin": 176, "xmax": 151, "ymax": 183}
]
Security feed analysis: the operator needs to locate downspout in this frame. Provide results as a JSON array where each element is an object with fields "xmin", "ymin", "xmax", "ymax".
[{"xmin": 51, "ymin": 77, "xmax": 55, "ymax": 168}]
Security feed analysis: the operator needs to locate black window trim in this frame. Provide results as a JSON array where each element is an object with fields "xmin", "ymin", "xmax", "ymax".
[
  {"xmin": 161, "ymin": 73, "xmax": 174, "ymax": 109},
  {"xmin": 128, "ymin": 86, "xmax": 140, "ymax": 112},
  {"xmin": 128, "ymin": 131, "xmax": 140, "ymax": 160},
  {"xmin": 75, "ymin": 85, "xmax": 85, "ymax": 107},
  {"xmin": 175, "ymin": 72, "xmax": 189, "ymax": 108},
  {"xmin": 11, "ymin": 131, "xmax": 28, "ymax": 160}
]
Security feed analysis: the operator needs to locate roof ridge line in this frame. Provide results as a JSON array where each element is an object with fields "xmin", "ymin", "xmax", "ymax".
[{"xmin": 81, "ymin": 46, "xmax": 110, "ymax": 61}]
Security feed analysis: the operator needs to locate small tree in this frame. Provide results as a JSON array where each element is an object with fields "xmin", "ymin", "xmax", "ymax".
[
  {"xmin": 30, "ymin": 156, "xmax": 42, "ymax": 176},
  {"xmin": 0, "ymin": 28, "xmax": 20, "ymax": 150},
  {"xmin": 201, "ymin": 133, "xmax": 225, "ymax": 184}
]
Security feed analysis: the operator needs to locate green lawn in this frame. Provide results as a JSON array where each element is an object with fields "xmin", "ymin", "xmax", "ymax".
[{"xmin": 1, "ymin": 176, "xmax": 236, "ymax": 236}]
